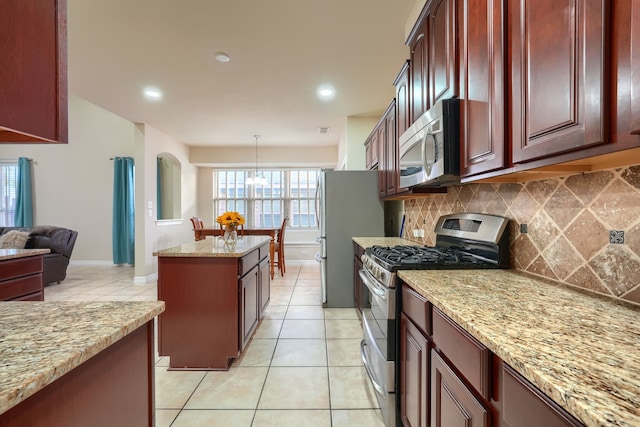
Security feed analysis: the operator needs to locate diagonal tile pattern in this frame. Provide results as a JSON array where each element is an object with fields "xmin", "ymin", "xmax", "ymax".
[
  {"xmin": 403, "ymin": 165, "xmax": 640, "ymax": 305},
  {"xmin": 45, "ymin": 264, "xmax": 385, "ymax": 426}
]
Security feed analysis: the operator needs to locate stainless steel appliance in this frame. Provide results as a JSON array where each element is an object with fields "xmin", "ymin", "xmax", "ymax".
[
  {"xmin": 358, "ymin": 213, "xmax": 510, "ymax": 426},
  {"xmin": 398, "ymin": 98, "xmax": 460, "ymax": 188},
  {"xmin": 315, "ymin": 169, "xmax": 384, "ymax": 307}
]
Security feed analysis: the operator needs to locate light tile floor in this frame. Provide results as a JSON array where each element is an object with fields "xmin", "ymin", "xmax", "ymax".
[{"xmin": 45, "ymin": 264, "xmax": 384, "ymax": 427}]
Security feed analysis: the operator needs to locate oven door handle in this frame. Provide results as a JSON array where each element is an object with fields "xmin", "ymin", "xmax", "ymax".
[
  {"xmin": 359, "ymin": 269, "xmax": 387, "ymax": 300},
  {"xmin": 360, "ymin": 340, "xmax": 387, "ymax": 398}
]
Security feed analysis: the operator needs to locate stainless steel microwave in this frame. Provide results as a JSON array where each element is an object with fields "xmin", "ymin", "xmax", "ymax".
[{"xmin": 398, "ymin": 98, "xmax": 460, "ymax": 188}]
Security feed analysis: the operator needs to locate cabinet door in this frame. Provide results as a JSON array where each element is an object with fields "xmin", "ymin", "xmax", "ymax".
[
  {"xmin": 385, "ymin": 100, "xmax": 401, "ymax": 196},
  {"xmin": 631, "ymin": 0, "xmax": 640, "ymax": 134},
  {"xmin": 240, "ymin": 266, "xmax": 259, "ymax": 351},
  {"xmin": 400, "ymin": 314, "xmax": 429, "ymax": 427},
  {"xmin": 395, "ymin": 61, "xmax": 411, "ymax": 138},
  {"xmin": 0, "ymin": 0, "xmax": 68, "ymax": 143},
  {"xmin": 409, "ymin": 18, "xmax": 429, "ymax": 123},
  {"xmin": 258, "ymin": 257, "xmax": 270, "ymax": 316},
  {"xmin": 510, "ymin": 0, "xmax": 608, "ymax": 163},
  {"xmin": 431, "ymin": 350, "xmax": 490, "ymax": 427},
  {"xmin": 429, "ymin": 0, "xmax": 457, "ymax": 105},
  {"xmin": 459, "ymin": 0, "xmax": 506, "ymax": 177},
  {"xmin": 377, "ymin": 123, "xmax": 388, "ymax": 198}
]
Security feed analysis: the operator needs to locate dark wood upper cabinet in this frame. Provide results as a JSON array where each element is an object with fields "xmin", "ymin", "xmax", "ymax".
[
  {"xmin": 395, "ymin": 61, "xmax": 411, "ymax": 139},
  {"xmin": 509, "ymin": 0, "xmax": 609, "ymax": 163},
  {"xmin": 631, "ymin": 1, "xmax": 640, "ymax": 135},
  {"xmin": 0, "ymin": 0, "xmax": 68, "ymax": 144},
  {"xmin": 459, "ymin": 0, "xmax": 506, "ymax": 177},
  {"xmin": 429, "ymin": 0, "xmax": 457, "ymax": 105},
  {"xmin": 408, "ymin": 19, "xmax": 428, "ymax": 124}
]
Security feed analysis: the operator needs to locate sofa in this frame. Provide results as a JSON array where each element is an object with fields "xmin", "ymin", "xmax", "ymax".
[{"xmin": 0, "ymin": 226, "xmax": 78, "ymax": 285}]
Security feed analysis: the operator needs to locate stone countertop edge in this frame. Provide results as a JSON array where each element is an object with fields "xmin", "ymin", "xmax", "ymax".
[
  {"xmin": 0, "ymin": 301, "xmax": 165, "ymax": 415},
  {"xmin": 352, "ymin": 236, "xmax": 418, "ymax": 248},
  {"xmin": 398, "ymin": 269, "xmax": 640, "ymax": 427},
  {"xmin": 0, "ymin": 249, "xmax": 51, "ymax": 261},
  {"xmin": 153, "ymin": 235, "xmax": 272, "ymax": 258}
]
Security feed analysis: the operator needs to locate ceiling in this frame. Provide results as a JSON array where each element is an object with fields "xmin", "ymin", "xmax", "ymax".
[{"xmin": 66, "ymin": 0, "xmax": 416, "ymax": 148}]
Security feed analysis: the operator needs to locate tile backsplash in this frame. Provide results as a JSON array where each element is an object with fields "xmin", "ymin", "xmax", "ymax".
[{"xmin": 402, "ymin": 165, "xmax": 640, "ymax": 305}]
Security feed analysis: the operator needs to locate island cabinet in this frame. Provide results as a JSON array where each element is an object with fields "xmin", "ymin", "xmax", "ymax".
[
  {"xmin": 0, "ymin": 0, "xmax": 68, "ymax": 144},
  {"xmin": 0, "ymin": 252, "xmax": 47, "ymax": 301},
  {"xmin": 156, "ymin": 238, "xmax": 271, "ymax": 370},
  {"xmin": 399, "ymin": 282, "xmax": 584, "ymax": 427}
]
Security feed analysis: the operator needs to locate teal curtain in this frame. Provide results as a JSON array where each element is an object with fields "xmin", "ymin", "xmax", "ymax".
[
  {"xmin": 156, "ymin": 157, "xmax": 163, "ymax": 220},
  {"xmin": 14, "ymin": 157, "xmax": 33, "ymax": 227},
  {"xmin": 113, "ymin": 157, "xmax": 135, "ymax": 265}
]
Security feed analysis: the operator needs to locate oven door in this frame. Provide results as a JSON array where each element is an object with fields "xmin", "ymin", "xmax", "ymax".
[{"xmin": 359, "ymin": 268, "xmax": 396, "ymax": 425}]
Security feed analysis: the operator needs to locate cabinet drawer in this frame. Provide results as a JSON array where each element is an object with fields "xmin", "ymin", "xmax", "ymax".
[
  {"xmin": 0, "ymin": 256, "xmax": 43, "ymax": 282},
  {"xmin": 401, "ymin": 284, "xmax": 432, "ymax": 336},
  {"xmin": 0, "ymin": 274, "xmax": 43, "ymax": 301},
  {"xmin": 432, "ymin": 307, "xmax": 490, "ymax": 399},
  {"xmin": 239, "ymin": 249, "xmax": 260, "ymax": 277}
]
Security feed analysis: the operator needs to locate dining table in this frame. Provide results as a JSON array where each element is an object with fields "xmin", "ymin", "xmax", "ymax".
[{"xmin": 194, "ymin": 227, "xmax": 280, "ymax": 278}]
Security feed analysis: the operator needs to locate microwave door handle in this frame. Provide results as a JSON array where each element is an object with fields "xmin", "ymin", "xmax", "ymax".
[{"xmin": 421, "ymin": 132, "xmax": 430, "ymax": 177}]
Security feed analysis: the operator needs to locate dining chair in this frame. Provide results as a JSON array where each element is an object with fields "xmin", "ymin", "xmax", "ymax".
[
  {"xmin": 190, "ymin": 216, "xmax": 205, "ymax": 241},
  {"xmin": 272, "ymin": 217, "xmax": 289, "ymax": 277}
]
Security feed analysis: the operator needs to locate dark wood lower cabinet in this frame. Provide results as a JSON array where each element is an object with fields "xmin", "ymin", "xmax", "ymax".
[
  {"xmin": 0, "ymin": 322, "xmax": 155, "ymax": 427},
  {"xmin": 241, "ymin": 265, "xmax": 259, "ymax": 351},
  {"xmin": 400, "ymin": 314, "xmax": 429, "ymax": 427},
  {"xmin": 492, "ymin": 358, "xmax": 583, "ymax": 427},
  {"xmin": 431, "ymin": 350, "xmax": 490, "ymax": 427}
]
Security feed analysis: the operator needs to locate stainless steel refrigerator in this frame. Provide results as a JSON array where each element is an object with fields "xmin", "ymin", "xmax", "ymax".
[{"xmin": 315, "ymin": 169, "xmax": 384, "ymax": 307}]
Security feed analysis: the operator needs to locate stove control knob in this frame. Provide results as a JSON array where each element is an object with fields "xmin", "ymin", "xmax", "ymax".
[{"xmin": 361, "ymin": 254, "xmax": 367, "ymax": 265}]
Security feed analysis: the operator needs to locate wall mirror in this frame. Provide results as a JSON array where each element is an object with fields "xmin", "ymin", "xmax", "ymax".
[{"xmin": 156, "ymin": 153, "xmax": 182, "ymax": 220}]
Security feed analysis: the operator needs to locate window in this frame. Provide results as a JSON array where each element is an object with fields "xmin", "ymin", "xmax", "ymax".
[
  {"xmin": 0, "ymin": 162, "xmax": 18, "ymax": 227},
  {"xmin": 213, "ymin": 169, "xmax": 319, "ymax": 229}
]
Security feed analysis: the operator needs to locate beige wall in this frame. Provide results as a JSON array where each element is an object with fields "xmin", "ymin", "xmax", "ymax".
[
  {"xmin": 337, "ymin": 116, "xmax": 378, "ymax": 170},
  {"xmin": 402, "ymin": 167, "xmax": 640, "ymax": 306},
  {"xmin": 0, "ymin": 95, "xmax": 199, "ymax": 282},
  {"xmin": 190, "ymin": 145, "xmax": 337, "ymax": 169},
  {"xmin": 0, "ymin": 95, "xmax": 136, "ymax": 262}
]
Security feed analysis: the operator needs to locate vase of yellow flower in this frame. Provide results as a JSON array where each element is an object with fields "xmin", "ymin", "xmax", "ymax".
[{"xmin": 216, "ymin": 211, "xmax": 245, "ymax": 245}]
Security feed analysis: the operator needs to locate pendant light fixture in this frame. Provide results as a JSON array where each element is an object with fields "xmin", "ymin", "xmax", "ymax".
[{"xmin": 247, "ymin": 135, "xmax": 268, "ymax": 186}]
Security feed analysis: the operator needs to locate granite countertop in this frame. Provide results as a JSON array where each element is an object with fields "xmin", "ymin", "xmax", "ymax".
[
  {"xmin": 0, "ymin": 301, "xmax": 165, "ymax": 415},
  {"xmin": 153, "ymin": 235, "xmax": 272, "ymax": 258},
  {"xmin": 0, "ymin": 248, "xmax": 50, "ymax": 261},
  {"xmin": 352, "ymin": 236, "xmax": 417, "ymax": 248},
  {"xmin": 398, "ymin": 269, "xmax": 640, "ymax": 427}
]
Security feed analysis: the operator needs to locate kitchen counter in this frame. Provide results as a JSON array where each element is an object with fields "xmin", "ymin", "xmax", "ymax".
[
  {"xmin": 398, "ymin": 269, "xmax": 640, "ymax": 427},
  {"xmin": 0, "ymin": 301, "xmax": 165, "ymax": 417},
  {"xmin": 352, "ymin": 236, "xmax": 416, "ymax": 248},
  {"xmin": 153, "ymin": 235, "xmax": 272, "ymax": 258},
  {"xmin": 0, "ymin": 248, "xmax": 50, "ymax": 261}
]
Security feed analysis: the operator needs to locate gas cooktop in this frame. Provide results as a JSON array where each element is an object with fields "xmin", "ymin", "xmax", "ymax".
[{"xmin": 367, "ymin": 244, "xmax": 499, "ymax": 271}]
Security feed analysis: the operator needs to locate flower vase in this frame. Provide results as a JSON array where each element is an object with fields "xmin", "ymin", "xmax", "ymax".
[{"xmin": 224, "ymin": 225, "xmax": 238, "ymax": 245}]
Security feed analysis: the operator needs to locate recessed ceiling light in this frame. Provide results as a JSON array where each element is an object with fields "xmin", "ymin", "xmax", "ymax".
[
  {"xmin": 317, "ymin": 84, "xmax": 335, "ymax": 101},
  {"xmin": 215, "ymin": 52, "xmax": 231, "ymax": 63},
  {"xmin": 143, "ymin": 87, "xmax": 162, "ymax": 100}
]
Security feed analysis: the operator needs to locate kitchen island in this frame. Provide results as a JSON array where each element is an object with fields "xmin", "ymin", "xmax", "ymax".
[
  {"xmin": 0, "ymin": 248, "xmax": 50, "ymax": 301},
  {"xmin": 154, "ymin": 236, "xmax": 271, "ymax": 370},
  {"xmin": 399, "ymin": 269, "xmax": 640, "ymax": 427},
  {"xmin": 0, "ymin": 300, "xmax": 164, "ymax": 427}
]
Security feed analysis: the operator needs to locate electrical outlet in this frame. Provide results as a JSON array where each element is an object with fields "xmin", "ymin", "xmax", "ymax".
[
  {"xmin": 412, "ymin": 229, "xmax": 425, "ymax": 238},
  {"xmin": 610, "ymin": 230, "xmax": 625, "ymax": 244}
]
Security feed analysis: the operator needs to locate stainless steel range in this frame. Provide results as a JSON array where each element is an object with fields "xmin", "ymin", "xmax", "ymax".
[{"xmin": 358, "ymin": 213, "xmax": 510, "ymax": 427}]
